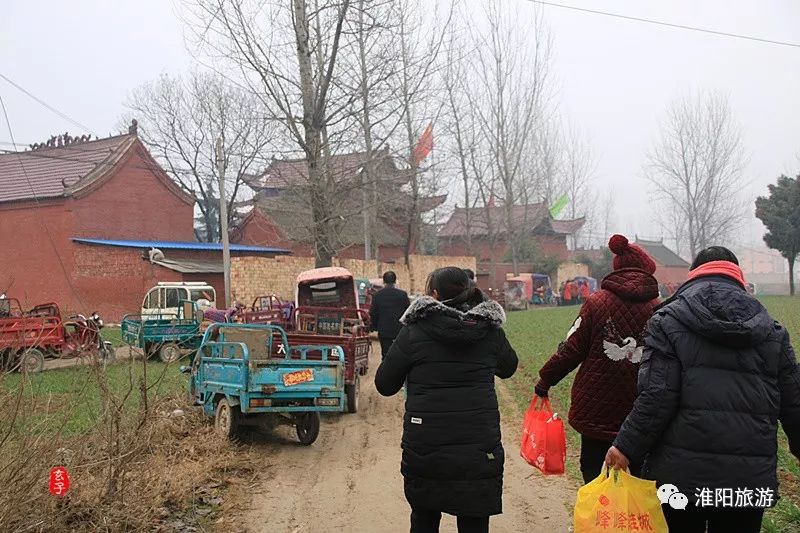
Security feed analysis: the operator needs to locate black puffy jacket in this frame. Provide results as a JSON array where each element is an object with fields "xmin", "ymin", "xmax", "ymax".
[
  {"xmin": 374, "ymin": 296, "xmax": 518, "ymax": 517},
  {"xmin": 614, "ymin": 275, "xmax": 800, "ymax": 503},
  {"xmin": 369, "ymin": 285, "xmax": 411, "ymax": 339}
]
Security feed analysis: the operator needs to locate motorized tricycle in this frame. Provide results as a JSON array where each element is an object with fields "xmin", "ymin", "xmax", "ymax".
[
  {"xmin": 237, "ymin": 295, "xmax": 295, "ymax": 330},
  {"xmin": 0, "ymin": 297, "xmax": 115, "ymax": 373},
  {"xmin": 183, "ymin": 323, "xmax": 346, "ymax": 444},
  {"xmin": 290, "ymin": 267, "xmax": 371, "ymax": 413},
  {"xmin": 121, "ymin": 300, "xmax": 202, "ymax": 362}
]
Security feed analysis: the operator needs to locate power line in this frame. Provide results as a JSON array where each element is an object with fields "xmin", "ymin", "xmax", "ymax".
[
  {"xmin": 0, "ymin": 72, "xmax": 95, "ymax": 133},
  {"xmin": 526, "ymin": 0, "xmax": 800, "ymax": 49}
]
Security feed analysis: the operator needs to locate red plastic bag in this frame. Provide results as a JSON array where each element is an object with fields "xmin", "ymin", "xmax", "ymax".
[{"xmin": 520, "ymin": 397, "xmax": 566, "ymax": 475}]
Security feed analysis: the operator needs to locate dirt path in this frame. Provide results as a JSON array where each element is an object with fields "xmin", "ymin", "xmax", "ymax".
[
  {"xmin": 233, "ymin": 343, "xmax": 575, "ymax": 533},
  {"xmin": 43, "ymin": 346, "xmax": 132, "ymax": 371}
]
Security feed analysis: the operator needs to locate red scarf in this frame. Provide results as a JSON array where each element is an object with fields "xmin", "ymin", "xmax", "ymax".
[{"xmin": 687, "ymin": 260, "xmax": 746, "ymax": 288}]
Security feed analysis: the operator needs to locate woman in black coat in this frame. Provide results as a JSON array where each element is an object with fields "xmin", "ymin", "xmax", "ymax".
[{"xmin": 375, "ymin": 267, "xmax": 518, "ymax": 533}]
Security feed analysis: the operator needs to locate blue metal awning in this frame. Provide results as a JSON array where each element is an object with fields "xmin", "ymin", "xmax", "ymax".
[{"xmin": 71, "ymin": 238, "xmax": 290, "ymax": 254}]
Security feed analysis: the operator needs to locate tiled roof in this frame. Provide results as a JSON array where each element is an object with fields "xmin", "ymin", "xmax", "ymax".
[
  {"xmin": 636, "ymin": 239, "xmax": 690, "ymax": 268},
  {"xmin": 0, "ymin": 135, "xmax": 135, "ymax": 203},
  {"xmin": 255, "ymin": 196, "xmax": 407, "ymax": 248},
  {"xmin": 550, "ymin": 217, "xmax": 586, "ymax": 235},
  {"xmin": 246, "ymin": 148, "xmax": 411, "ymax": 190},
  {"xmin": 439, "ymin": 204, "xmax": 550, "ymax": 237}
]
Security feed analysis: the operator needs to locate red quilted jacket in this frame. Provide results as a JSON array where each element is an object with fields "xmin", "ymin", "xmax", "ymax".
[{"xmin": 538, "ymin": 268, "xmax": 660, "ymax": 441}]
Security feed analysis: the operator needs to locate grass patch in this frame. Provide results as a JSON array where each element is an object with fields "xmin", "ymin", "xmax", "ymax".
[
  {"xmin": 503, "ymin": 297, "xmax": 800, "ymax": 532},
  {"xmin": 2, "ymin": 361, "xmax": 186, "ymax": 436},
  {"xmin": 101, "ymin": 326, "xmax": 126, "ymax": 347}
]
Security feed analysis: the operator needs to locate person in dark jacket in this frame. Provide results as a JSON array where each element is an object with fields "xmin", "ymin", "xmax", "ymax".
[
  {"xmin": 606, "ymin": 247, "xmax": 800, "ymax": 532},
  {"xmin": 535, "ymin": 234, "xmax": 660, "ymax": 483},
  {"xmin": 375, "ymin": 267, "xmax": 518, "ymax": 533},
  {"xmin": 370, "ymin": 271, "xmax": 411, "ymax": 360}
]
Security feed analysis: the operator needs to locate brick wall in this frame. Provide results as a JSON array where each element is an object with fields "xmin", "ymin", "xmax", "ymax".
[
  {"xmin": 231, "ymin": 254, "xmax": 477, "ymax": 304},
  {"xmin": 72, "ymin": 143, "xmax": 195, "ymax": 241},
  {"xmin": 554, "ymin": 261, "xmax": 590, "ymax": 288}
]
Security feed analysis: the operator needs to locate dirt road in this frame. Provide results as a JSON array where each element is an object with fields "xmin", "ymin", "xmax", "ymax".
[
  {"xmin": 232, "ymin": 344, "xmax": 575, "ymax": 533},
  {"xmin": 42, "ymin": 346, "xmax": 132, "ymax": 371}
]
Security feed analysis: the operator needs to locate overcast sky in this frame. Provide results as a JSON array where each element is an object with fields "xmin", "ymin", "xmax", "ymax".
[{"xmin": 2, "ymin": 0, "xmax": 799, "ymax": 249}]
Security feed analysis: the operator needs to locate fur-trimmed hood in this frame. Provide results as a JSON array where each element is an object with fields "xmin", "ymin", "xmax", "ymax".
[{"xmin": 400, "ymin": 295, "xmax": 506, "ymax": 327}]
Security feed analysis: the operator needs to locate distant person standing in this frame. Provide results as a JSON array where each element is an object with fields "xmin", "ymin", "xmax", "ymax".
[
  {"xmin": 370, "ymin": 271, "xmax": 411, "ymax": 360},
  {"xmin": 580, "ymin": 281, "xmax": 590, "ymax": 303}
]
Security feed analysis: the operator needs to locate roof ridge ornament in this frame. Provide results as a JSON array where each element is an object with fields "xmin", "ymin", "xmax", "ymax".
[{"xmin": 29, "ymin": 132, "xmax": 93, "ymax": 151}]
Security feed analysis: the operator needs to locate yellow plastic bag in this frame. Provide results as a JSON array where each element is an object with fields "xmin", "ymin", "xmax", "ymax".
[{"xmin": 573, "ymin": 467, "xmax": 668, "ymax": 533}]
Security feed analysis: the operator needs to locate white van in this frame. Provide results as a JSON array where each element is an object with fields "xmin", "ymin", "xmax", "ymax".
[{"xmin": 141, "ymin": 282, "xmax": 216, "ymax": 318}]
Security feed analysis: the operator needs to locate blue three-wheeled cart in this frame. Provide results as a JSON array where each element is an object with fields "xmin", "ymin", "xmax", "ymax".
[{"xmin": 184, "ymin": 323, "xmax": 346, "ymax": 445}]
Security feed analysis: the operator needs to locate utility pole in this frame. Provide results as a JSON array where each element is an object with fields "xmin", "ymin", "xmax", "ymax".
[{"xmin": 216, "ymin": 138, "xmax": 232, "ymax": 307}]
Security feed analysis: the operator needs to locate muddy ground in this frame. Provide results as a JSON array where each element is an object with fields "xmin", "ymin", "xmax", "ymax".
[{"xmin": 225, "ymin": 342, "xmax": 575, "ymax": 533}]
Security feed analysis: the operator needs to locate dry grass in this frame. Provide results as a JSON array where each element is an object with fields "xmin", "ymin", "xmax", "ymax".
[{"xmin": 0, "ymin": 359, "xmax": 261, "ymax": 533}]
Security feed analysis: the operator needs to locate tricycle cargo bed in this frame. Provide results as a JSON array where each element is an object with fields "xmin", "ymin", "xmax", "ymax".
[{"xmin": 196, "ymin": 341, "xmax": 345, "ymax": 412}]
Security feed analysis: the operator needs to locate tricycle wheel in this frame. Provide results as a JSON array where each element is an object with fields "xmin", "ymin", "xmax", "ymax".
[
  {"xmin": 295, "ymin": 412, "xmax": 320, "ymax": 445},
  {"xmin": 214, "ymin": 398, "xmax": 241, "ymax": 440},
  {"xmin": 20, "ymin": 348, "xmax": 45, "ymax": 374},
  {"xmin": 159, "ymin": 342, "xmax": 181, "ymax": 363},
  {"xmin": 345, "ymin": 373, "xmax": 360, "ymax": 414}
]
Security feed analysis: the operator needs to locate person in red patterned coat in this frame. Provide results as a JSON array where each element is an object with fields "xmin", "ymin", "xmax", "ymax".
[{"xmin": 534, "ymin": 234, "xmax": 660, "ymax": 483}]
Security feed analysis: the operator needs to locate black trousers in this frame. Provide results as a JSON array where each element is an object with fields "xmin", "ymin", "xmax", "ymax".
[
  {"xmin": 410, "ymin": 508, "xmax": 489, "ymax": 533},
  {"xmin": 663, "ymin": 506, "xmax": 764, "ymax": 533},
  {"xmin": 379, "ymin": 337, "xmax": 395, "ymax": 360},
  {"xmin": 580, "ymin": 435, "xmax": 641, "ymax": 484}
]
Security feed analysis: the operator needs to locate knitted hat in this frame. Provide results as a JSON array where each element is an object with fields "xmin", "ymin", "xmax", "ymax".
[{"xmin": 608, "ymin": 234, "xmax": 657, "ymax": 274}]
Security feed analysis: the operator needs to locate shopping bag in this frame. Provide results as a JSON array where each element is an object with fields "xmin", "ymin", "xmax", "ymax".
[
  {"xmin": 520, "ymin": 396, "xmax": 566, "ymax": 475},
  {"xmin": 573, "ymin": 467, "xmax": 668, "ymax": 533}
]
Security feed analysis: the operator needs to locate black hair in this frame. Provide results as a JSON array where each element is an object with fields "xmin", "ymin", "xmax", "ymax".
[
  {"xmin": 463, "ymin": 268, "xmax": 475, "ymax": 281},
  {"xmin": 690, "ymin": 246, "xmax": 740, "ymax": 270},
  {"xmin": 382, "ymin": 271, "xmax": 397, "ymax": 285},
  {"xmin": 426, "ymin": 266, "xmax": 484, "ymax": 308}
]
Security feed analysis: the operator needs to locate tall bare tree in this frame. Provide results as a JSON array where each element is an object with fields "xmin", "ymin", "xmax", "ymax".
[
  {"xmin": 469, "ymin": 1, "xmax": 554, "ymax": 274},
  {"xmin": 186, "ymin": 0, "xmax": 353, "ymax": 266},
  {"xmin": 561, "ymin": 122, "xmax": 597, "ymax": 249},
  {"xmin": 645, "ymin": 92, "xmax": 747, "ymax": 258},
  {"xmin": 392, "ymin": 0, "xmax": 452, "ymax": 263},
  {"xmin": 126, "ymin": 72, "xmax": 273, "ymax": 241},
  {"xmin": 442, "ymin": 24, "xmax": 478, "ymax": 249}
]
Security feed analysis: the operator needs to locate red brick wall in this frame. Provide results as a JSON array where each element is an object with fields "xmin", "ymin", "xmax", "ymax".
[
  {"xmin": 71, "ymin": 244, "xmax": 183, "ymax": 321},
  {"xmin": 654, "ymin": 264, "xmax": 689, "ymax": 285},
  {"xmin": 0, "ymin": 140, "xmax": 196, "ymax": 319},
  {"xmin": 236, "ymin": 210, "xmax": 407, "ymax": 262},
  {"xmin": 440, "ymin": 234, "xmax": 570, "ymax": 263},
  {"xmin": 71, "ymin": 144, "xmax": 195, "ymax": 240},
  {"xmin": 0, "ymin": 200, "xmax": 76, "ymax": 310}
]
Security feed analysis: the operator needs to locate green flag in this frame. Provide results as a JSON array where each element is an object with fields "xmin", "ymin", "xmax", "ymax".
[{"xmin": 549, "ymin": 194, "xmax": 569, "ymax": 218}]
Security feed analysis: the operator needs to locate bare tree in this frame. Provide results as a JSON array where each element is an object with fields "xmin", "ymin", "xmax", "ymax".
[
  {"xmin": 469, "ymin": 1, "xmax": 554, "ymax": 274},
  {"xmin": 126, "ymin": 72, "xmax": 274, "ymax": 241},
  {"xmin": 442, "ymin": 23, "xmax": 478, "ymax": 249},
  {"xmin": 561, "ymin": 122, "xmax": 597, "ymax": 249},
  {"xmin": 645, "ymin": 92, "xmax": 747, "ymax": 258},
  {"xmin": 185, "ymin": 0, "xmax": 353, "ymax": 266},
  {"xmin": 393, "ymin": 0, "xmax": 452, "ymax": 263}
]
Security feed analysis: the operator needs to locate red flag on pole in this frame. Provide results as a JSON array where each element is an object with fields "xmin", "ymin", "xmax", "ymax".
[{"xmin": 412, "ymin": 122, "xmax": 433, "ymax": 166}]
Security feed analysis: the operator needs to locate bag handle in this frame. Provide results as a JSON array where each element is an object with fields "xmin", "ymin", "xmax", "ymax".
[{"xmin": 531, "ymin": 396, "xmax": 553, "ymax": 413}]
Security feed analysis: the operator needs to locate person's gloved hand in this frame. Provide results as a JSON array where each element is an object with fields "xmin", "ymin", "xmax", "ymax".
[{"xmin": 534, "ymin": 380, "xmax": 549, "ymax": 398}]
